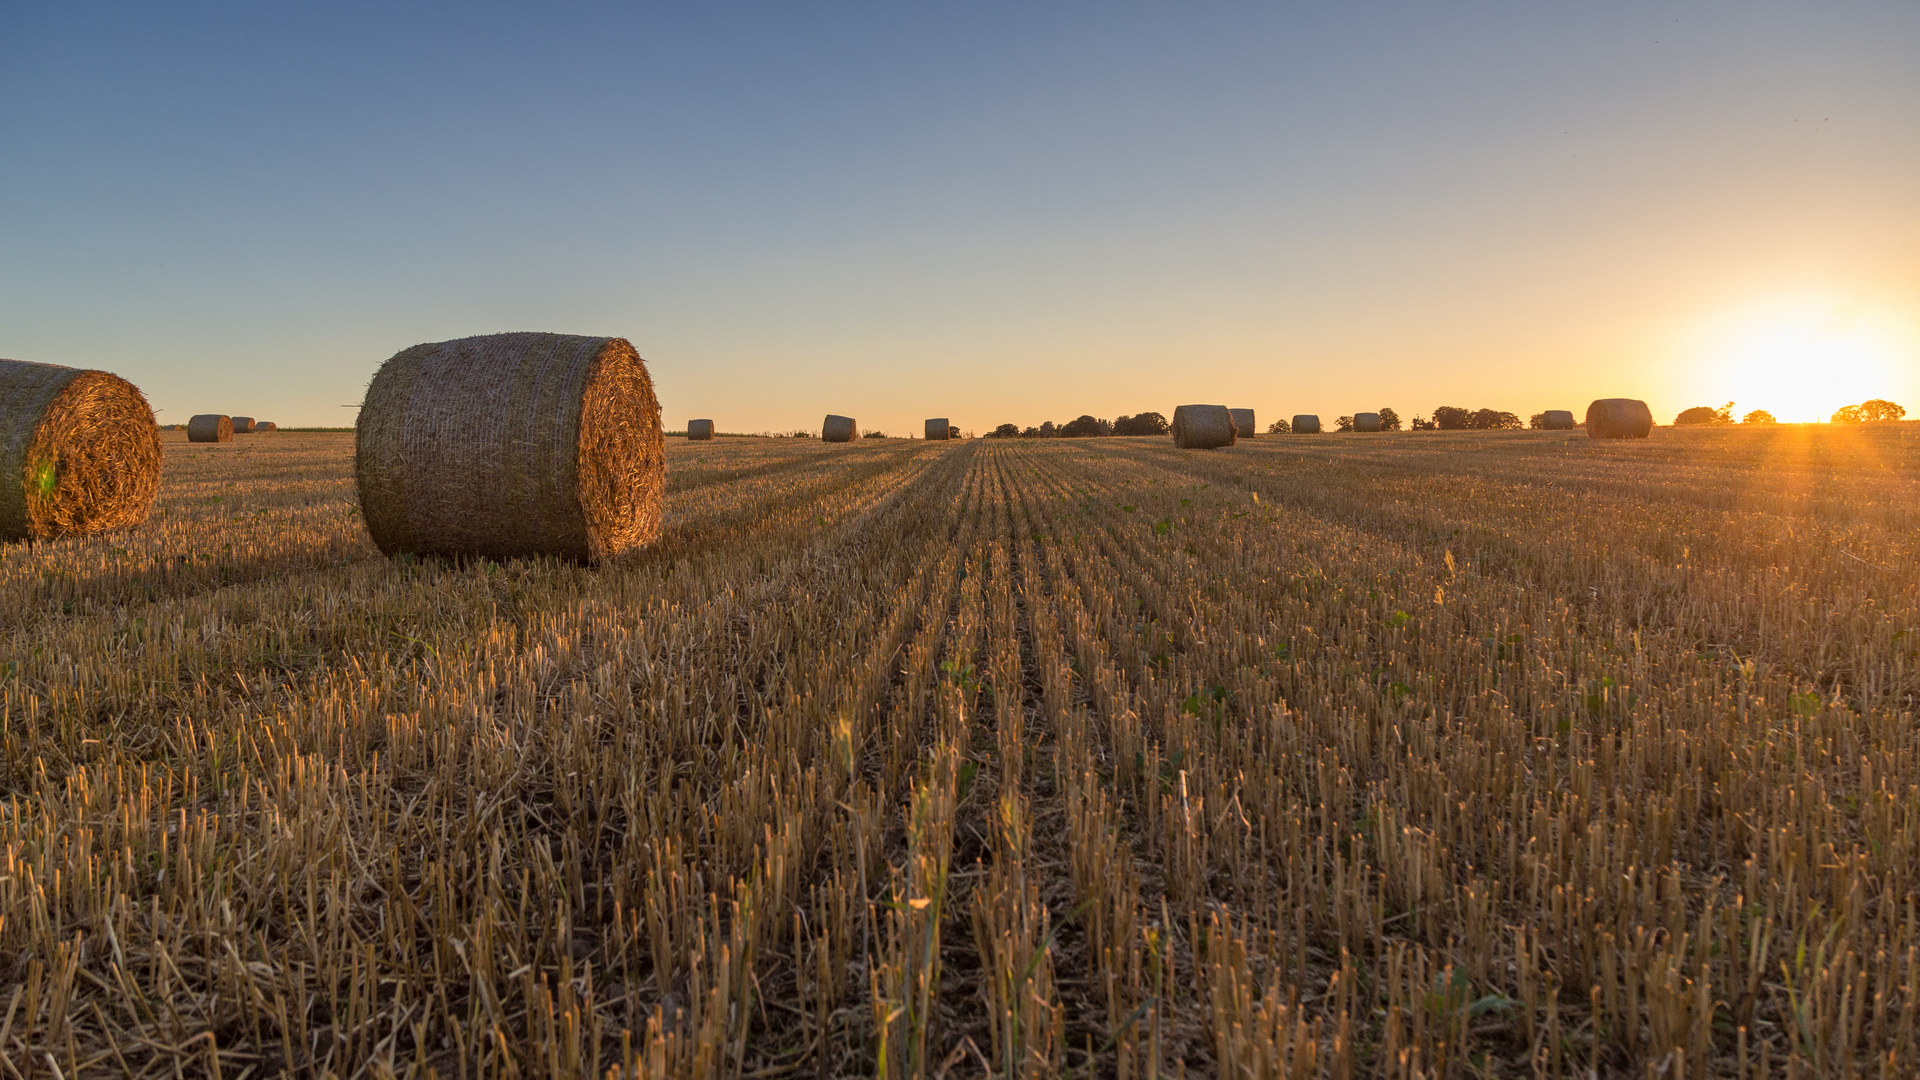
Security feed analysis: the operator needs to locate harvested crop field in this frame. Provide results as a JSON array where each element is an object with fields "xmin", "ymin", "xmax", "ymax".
[{"xmin": 4, "ymin": 425, "xmax": 1919, "ymax": 1078}]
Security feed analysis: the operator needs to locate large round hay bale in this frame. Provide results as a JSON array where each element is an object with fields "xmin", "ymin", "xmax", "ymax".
[
  {"xmin": 822, "ymin": 414, "xmax": 857, "ymax": 442},
  {"xmin": 0, "ymin": 358, "xmax": 162, "ymax": 542},
  {"xmin": 924, "ymin": 418, "xmax": 950, "ymax": 441},
  {"xmin": 1171, "ymin": 405, "xmax": 1236, "ymax": 449},
  {"xmin": 1541, "ymin": 409, "xmax": 1574, "ymax": 430},
  {"xmin": 355, "ymin": 332, "xmax": 664, "ymax": 563},
  {"xmin": 1586, "ymin": 399, "xmax": 1652, "ymax": 439},
  {"xmin": 687, "ymin": 419, "xmax": 714, "ymax": 441},
  {"xmin": 231, "ymin": 416, "xmax": 256, "ymax": 433},
  {"xmin": 1291, "ymin": 414, "xmax": 1322, "ymax": 434},
  {"xmin": 188, "ymin": 414, "xmax": 234, "ymax": 443},
  {"xmin": 1229, "ymin": 408, "xmax": 1256, "ymax": 438},
  {"xmin": 1352, "ymin": 412, "xmax": 1381, "ymax": 432}
]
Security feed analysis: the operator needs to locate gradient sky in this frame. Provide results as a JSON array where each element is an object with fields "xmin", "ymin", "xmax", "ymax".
[{"xmin": 4, "ymin": 3, "xmax": 1916, "ymax": 433}]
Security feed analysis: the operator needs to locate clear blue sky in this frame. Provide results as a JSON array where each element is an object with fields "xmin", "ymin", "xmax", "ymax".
[{"xmin": 4, "ymin": 2, "xmax": 1916, "ymax": 431}]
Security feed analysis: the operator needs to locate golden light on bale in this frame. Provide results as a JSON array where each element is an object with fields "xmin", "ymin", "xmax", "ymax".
[
  {"xmin": 1542, "ymin": 409, "xmax": 1575, "ymax": 430},
  {"xmin": 1292, "ymin": 414, "xmax": 1322, "ymax": 434},
  {"xmin": 187, "ymin": 415, "xmax": 234, "ymax": 443},
  {"xmin": 1229, "ymin": 408, "xmax": 1256, "ymax": 438},
  {"xmin": 687, "ymin": 419, "xmax": 715, "ymax": 441},
  {"xmin": 0, "ymin": 358, "xmax": 162, "ymax": 542},
  {"xmin": 1352, "ymin": 412, "xmax": 1382, "ymax": 432},
  {"xmin": 255, "ymin": 421, "xmax": 277, "ymax": 432},
  {"xmin": 822, "ymin": 414, "xmax": 857, "ymax": 443},
  {"xmin": 1171, "ymin": 404, "xmax": 1236, "ymax": 449},
  {"xmin": 924, "ymin": 418, "xmax": 950, "ymax": 441},
  {"xmin": 354, "ymin": 332, "xmax": 665, "ymax": 563},
  {"xmin": 231, "ymin": 417, "xmax": 256, "ymax": 433},
  {"xmin": 1586, "ymin": 398, "xmax": 1653, "ymax": 440}
]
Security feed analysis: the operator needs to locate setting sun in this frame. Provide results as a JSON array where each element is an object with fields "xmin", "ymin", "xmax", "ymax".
[{"xmin": 1694, "ymin": 300, "xmax": 1911, "ymax": 422}]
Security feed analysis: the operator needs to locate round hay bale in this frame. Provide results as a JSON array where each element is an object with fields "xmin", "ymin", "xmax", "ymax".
[
  {"xmin": 1291, "ymin": 414, "xmax": 1322, "ymax": 434},
  {"xmin": 1352, "ymin": 412, "xmax": 1381, "ymax": 432},
  {"xmin": 687, "ymin": 419, "xmax": 714, "ymax": 441},
  {"xmin": 1171, "ymin": 405, "xmax": 1236, "ymax": 449},
  {"xmin": 924, "ymin": 418, "xmax": 950, "ymax": 441},
  {"xmin": 822, "ymin": 414, "xmax": 857, "ymax": 443},
  {"xmin": 1541, "ymin": 409, "xmax": 1575, "ymax": 430},
  {"xmin": 255, "ymin": 421, "xmax": 277, "ymax": 432},
  {"xmin": 231, "ymin": 416, "xmax": 256, "ymax": 433},
  {"xmin": 1585, "ymin": 399, "xmax": 1652, "ymax": 439},
  {"xmin": 188, "ymin": 415, "xmax": 234, "ymax": 442},
  {"xmin": 0, "ymin": 358, "xmax": 162, "ymax": 542},
  {"xmin": 1229, "ymin": 408, "xmax": 1256, "ymax": 438},
  {"xmin": 355, "ymin": 332, "xmax": 664, "ymax": 563}
]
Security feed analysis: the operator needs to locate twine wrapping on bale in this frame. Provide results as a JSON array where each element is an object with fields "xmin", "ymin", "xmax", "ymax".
[
  {"xmin": 1542, "ymin": 410, "xmax": 1575, "ymax": 430},
  {"xmin": 924, "ymin": 418, "xmax": 950, "ymax": 441},
  {"xmin": 1171, "ymin": 405, "xmax": 1236, "ymax": 449},
  {"xmin": 188, "ymin": 415, "xmax": 234, "ymax": 443},
  {"xmin": 822, "ymin": 415, "xmax": 857, "ymax": 443},
  {"xmin": 687, "ymin": 419, "xmax": 715, "ymax": 441},
  {"xmin": 231, "ymin": 417, "xmax": 256, "ymax": 434},
  {"xmin": 355, "ymin": 332, "xmax": 665, "ymax": 563},
  {"xmin": 1229, "ymin": 408, "xmax": 1256, "ymax": 438},
  {"xmin": 1292, "ymin": 414, "xmax": 1322, "ymax": 434},
  {"xmin": 1586, "ymin": 399, "xmax": 1653, "ymax": 440},
  {"xmin": 1353, "ymin": 412, "xmax": 1382, "ymax": 433},
  {"xmin": 0, "ymin": 358, "xmax": 162, "ymax": 542}
]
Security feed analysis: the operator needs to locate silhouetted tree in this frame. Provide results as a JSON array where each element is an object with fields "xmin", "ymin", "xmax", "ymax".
[
  {"xmin": 1742, "ymin": 410, "xmax": 1776, "ymax": 425},
  {"xmin": 1060, "ymin": 415, "xmax": 1113, "ymax": 437},
  {"xmin": 1377, "ymin": 407, "xmax": 1402, "ymax": 431},
  {"xmin": 1674, "ymin": 402, "xmax": 1734, "ymax": 426},
  {"xmin": 1832, "ymin": 399, "xmax": 1906, "ymax": 423},
  {"xmin": 1335, "ymin": 415, "xmax": 1355, "ymax": 432},
  {"xmin": 1114, "ymin": 412, "xmax": 1170, "ymax": 436},
  {"xmin": 1432, "ymin": 406, "xmax": 1472, "ymax": 430},
  {"xmin": 1265, "ymin": 418, "xmax": 1292, "ymax": 434},
  {"xmin": 1411, "ymin": 415, "xmax": 1437, "ymax": 431}
]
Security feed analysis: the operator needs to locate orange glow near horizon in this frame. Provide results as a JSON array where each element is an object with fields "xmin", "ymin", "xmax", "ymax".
[{"xmin": 1693, "ymin": 300, "xmax": 1912, "ymax": 423}]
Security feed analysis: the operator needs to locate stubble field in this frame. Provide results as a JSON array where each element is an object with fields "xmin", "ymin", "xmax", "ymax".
[{"xmin": 2, "ymin": 425, "xmax": 1917, "ymax": 1078}]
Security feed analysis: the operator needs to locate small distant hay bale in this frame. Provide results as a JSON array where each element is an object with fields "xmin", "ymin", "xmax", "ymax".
[
  {"xmin": 0, "ymin": 358, "xmax": 162, "ymax": 542},
  {"xmin": 255, "ymin": 421, "xmax": 277, "ymax": 432},
  {"xmin": 355, "ymin": 332, "xmax": 665, "ymax": 563},
  {"xmin": 1171, "ymin": 405, "xmax": 1236, "ymax": 449},
  {"xmin": 231, "ymin": 417, "xmax": 256, "ymax": 433},
  {"xmin": 822, "ymin": 415, "xmax": 857, "ymax": 442},
  {"xmin": 924, "ymin": 418, "xmax": 950, "ymax": 441},
  {"xmin": 1541, "ymin": 409, "xmax": 1575, "ymax": 430},
  {"xmin": 1292, "ymin": 414, "xmax": 1322, "ymax": 434},
  {"xmin": 1229, "ymin": 408, "xmax": 1256, "ymax": 438},
  {"xmin": 188, "ymin": 414, "xmax": 233, "ymax": 442},
  {"xmin": 1586, "ymin": 399, "xmax": 1652, "ymax": 439},
  {"xmin": 687, "ymin": 419, "xmax": 714, "ymax": 441},
  {"xmin": 1352, "ymin": 412, "xmax": 1381, "ymax": 432}
]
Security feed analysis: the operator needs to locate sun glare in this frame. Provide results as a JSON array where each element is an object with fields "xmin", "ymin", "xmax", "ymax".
[{"xmin": 1696, "ymin": 301, "xmax": 1909, "ymax": 423}]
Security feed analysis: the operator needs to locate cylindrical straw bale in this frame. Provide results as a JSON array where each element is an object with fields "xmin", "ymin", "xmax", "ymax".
[
  {"xmin": 822, "ymin": 415, "xmax": 857, "ymax": 443},
  {"xmin": 1171, "ymin": 405, "xmax": 1236, "ymax": 449},
  {"xmin": 1292, "ymin": 414, "xmax": 1322, "ymax": 434},
  {"xmin": 231, "ymin": 417, "xmax": 256, "ymax": 433},
  {"xmin": 1585, "ymin": 398, "xmax": 1653, "ymax": 439},
  {"xmin": 188, "ymin": 415, "xmax": 234, "ymax": 443},
  {"xmin": 1352, "ymin": 412, "xmax": 1381, "ymax": 432},
  {"xmin": 1542, "ymin": 409, "xmax": 1575, "ymax": 430},
  {"xmin": 0, "ymin": 358, "xmax": 162, "ymax": 541},
  {"xmin": 924, "ymin": 418, "xmax": 950, "ymax": 441},
  {"xmin": 255, "ymin": 421, "xmax": 277, "ymax": 432},
  {"xmin": 1229, "ymin": 408, "xmax": 1256, "ymax": 438},
  {"xmin": 355, "ymin": 332, "xmax": 665, "ymax": 563},
  {"xmin": 687, "ymin": 419, "xmax": 714, "ymax": 441}
]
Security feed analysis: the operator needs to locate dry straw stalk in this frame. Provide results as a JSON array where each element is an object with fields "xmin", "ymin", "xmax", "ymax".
[
  {"xmin": 1587, "ymin": 398, "xmax": 1653, "ymax": 439},
  {"xmin": 187, "ymin": 414, "xmax": 234, "ymax": 443},
  {"xmin": 355, "ymin": 332, "xmax": 665, "ymax": 562},
  {"xmin": 822, "ymin": 414, "xmax": 857, "ymax": 442},
  {"xmin": 0, "ymin": 358, "xmax": 162, "ymax": 541},
  {"xmin": 1172, "ymin": 404, "xmax": 1236, "ymax": 448}
]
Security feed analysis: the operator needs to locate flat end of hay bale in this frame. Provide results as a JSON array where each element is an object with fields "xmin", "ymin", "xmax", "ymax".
[
  {"xmin": 0, "ymin": 359, "xmax": 162, "ymax": 541},
  {"xmin": 924, "ymin": 418, "xmax": 950, "ymax": 441},
  {"xmin": 1172, "ymin": 405, "xmax": 1236, "ymax": 449},
  {"xmin": 822, "ymin": 415, "xmax": 857, "ymax": 442},
  {"xmin": 1585, "ymin": 399, "xmax": 1653, "ymax": 439}
]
